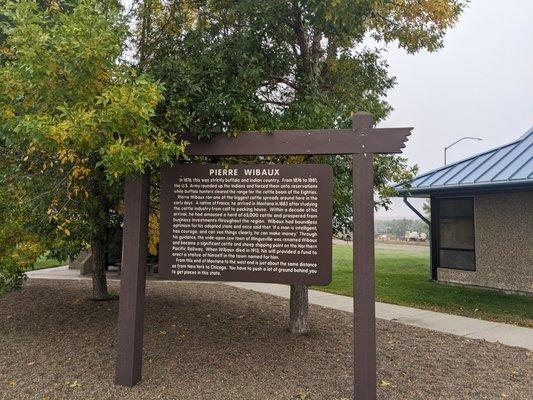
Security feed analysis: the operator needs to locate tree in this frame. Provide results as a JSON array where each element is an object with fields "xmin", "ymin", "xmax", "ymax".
[
  {"xmin": 0, "ymin": 185, "xmax": 43, "ymax": 295},
  {"xmin": 375, "ymin": 218, "xmax": 428, "ymax": 238},
  {"xmin": 131, "ymin": 0, "xmax": 465, "ymax": 235},
  {"xmin": 0, "ymin": 0, "xmax": 186, "ymax": 298}
]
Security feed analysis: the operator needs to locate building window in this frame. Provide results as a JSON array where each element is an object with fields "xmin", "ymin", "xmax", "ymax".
[{"xmin": 436, "ymin": 197, "xmax": 476, "ymax": 271}]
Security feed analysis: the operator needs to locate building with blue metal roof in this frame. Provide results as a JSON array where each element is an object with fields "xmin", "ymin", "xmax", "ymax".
[
  {"xmin": 396, "ymin": 127, "xmax": 533, "ymax": 197},
  {"xmin": 396, "ymin": 128, "xmax": 532, "ymax": 294}
]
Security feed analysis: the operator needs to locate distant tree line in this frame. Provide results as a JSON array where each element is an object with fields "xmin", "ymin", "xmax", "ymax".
[{"xmin": 375, "ymin": 218, "xmax": 430, "ymax": 238}]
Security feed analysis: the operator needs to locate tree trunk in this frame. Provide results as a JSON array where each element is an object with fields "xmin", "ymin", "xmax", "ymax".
[
  {"xmin": 289, "ymin": 284, "xmax": 309, "ymax": 334},
  {"xmin": 91, "ymin": 237, "xmax": 110, "ymax": 300},
  {"xmin": 289, "ymin": 155, "xmax": 312, "ymax": 334}
]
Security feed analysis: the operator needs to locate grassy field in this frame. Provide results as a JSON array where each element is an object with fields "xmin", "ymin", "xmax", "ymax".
[
  {"xmin": 32, "ymin": 256, "xmax": 67, "ymax": 271},
  {"xmin": 315, "ymin": 244, "xmax": 533, "ymax": 327}
]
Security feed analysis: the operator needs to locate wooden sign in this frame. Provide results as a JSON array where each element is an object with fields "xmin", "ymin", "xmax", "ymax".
[
  {"xmin": 159, "ymin": 164, "xmax": 333, "ymax": 285},
  {"xmin": 115, "ymin": 112, "xmax": 412, "ymax": 400}
]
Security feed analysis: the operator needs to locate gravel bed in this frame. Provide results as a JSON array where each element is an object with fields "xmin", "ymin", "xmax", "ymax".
[{"xmin": 0, "ymin": 279, "xmax": 531, "ymax": 399}]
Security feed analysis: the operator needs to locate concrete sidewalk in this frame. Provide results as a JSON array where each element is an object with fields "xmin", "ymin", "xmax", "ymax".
[
  {"xmin": 26, "ymin": 266, "xmax": 533, "ymax": 351},
  {"xmin": 226, "ymin": 282, "xmax": 533, "ymax": 351}
]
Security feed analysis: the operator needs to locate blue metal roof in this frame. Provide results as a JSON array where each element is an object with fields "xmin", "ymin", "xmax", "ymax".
[{"xmin": 396, "ymin": 127, "xmax": 533, "ymax": 197}]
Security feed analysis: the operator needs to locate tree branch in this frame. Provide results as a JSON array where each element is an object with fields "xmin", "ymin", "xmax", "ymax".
[{"xmin": 290, "ymin": 1, "xmax": 310, "ymax": 67}]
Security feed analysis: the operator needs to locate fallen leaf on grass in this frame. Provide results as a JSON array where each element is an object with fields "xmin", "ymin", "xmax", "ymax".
[
  {"xmin": 67, "ymin": 380, "xmax": 81, "ymax": 388},
  {"xmin": 27, "ymin": 361, "xmax": 35, "ymax": 366},
  {"xmin": 8, "ymin": 380, "xmax": 17, "ymax": 388}
]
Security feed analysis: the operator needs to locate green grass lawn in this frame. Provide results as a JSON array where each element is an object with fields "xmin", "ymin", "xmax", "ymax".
[
  {"xmin": 315, "ymin": 244, "xmax": 533, "ymax": 327},
  {"xmin": 32, "ymin": 256, "xmax": 67, "ymax": 271}
]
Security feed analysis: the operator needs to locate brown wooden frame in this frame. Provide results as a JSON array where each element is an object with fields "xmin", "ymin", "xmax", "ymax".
[{"xmin": 114, "ymin": 112, "xmax": 412, "ymax": 400}]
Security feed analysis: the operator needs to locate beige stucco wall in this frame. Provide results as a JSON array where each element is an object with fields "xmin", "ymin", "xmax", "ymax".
[{"xmin": 438, "ymin": 191, "xmax": 533, "ymax": 294}]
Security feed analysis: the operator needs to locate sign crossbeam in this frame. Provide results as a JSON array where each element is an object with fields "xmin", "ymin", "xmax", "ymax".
[
  {"xmin": 182, "ymin": 127, "xmax": 411, "ymax": 156},
  {"xmin": 114, "ymin": 112, "xmax": 411, "ymax": 400}
]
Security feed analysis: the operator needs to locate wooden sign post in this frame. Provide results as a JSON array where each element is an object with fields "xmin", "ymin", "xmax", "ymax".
[
  {"xmin": 115, "ymin": 174, "xmax": 150, "ymax": 387},
  {"xmin": 352, "ymin": 113, "xmax": 377, "ymax": 399},
  {"xmin": 114, "ymin": 112, "xmax": 411, "ymax": 399}
]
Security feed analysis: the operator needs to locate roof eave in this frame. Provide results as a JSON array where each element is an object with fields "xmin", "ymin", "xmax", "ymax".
[{"xmin": 397, "ymin": 181, "xmax": 533, "ymax": 198}]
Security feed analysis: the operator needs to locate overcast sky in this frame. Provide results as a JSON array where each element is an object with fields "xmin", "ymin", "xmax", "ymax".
[{"xmin": 375, "ymin": 0, "xmax": 533, "ymax": 218}]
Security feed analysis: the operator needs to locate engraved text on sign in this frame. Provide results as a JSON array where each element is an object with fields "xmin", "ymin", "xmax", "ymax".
[{"xmin": 159, "ymin": 164, "xmax": 333, "ymax": 285}]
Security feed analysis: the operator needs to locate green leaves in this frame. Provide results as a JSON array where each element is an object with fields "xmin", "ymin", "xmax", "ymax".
[
  {"xmin": 1, "ymin": 0, "xmax": 186, "ymax": 180},
  {"xmin": 136, "ymin": 0, "xmax": 464, "ymax": 234},
  {"xmin": 0, "ymin": 0, "xmax": 466, "ymax": 294},
  {"xmin": 368, "ymin": 0, "xmax": 467, "ymax": 53},
  {"xmin": 0, "ymin": 0, "xmax": 187, "ymax": 294}
]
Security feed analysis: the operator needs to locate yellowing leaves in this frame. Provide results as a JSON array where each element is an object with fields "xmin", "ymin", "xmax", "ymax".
[
  {"xmin": 58, "ymin": 148, "xmax": 76, "ymax": 165},
  {"xmin": 148, "ymin": 210, "xmax": 160, "ymax": 256},
  {"xmin": 3, "ymin": 105, "xmax": 15, "ymax": 119},
  {"xmin": 379, "ymin": 379, "xmax": 394, "ymax": 388},
  {"xmin": 0, "ymin": 0, "xmax": 185, "ymax": 291},
  {"xmin": 10, "ymin": 239, "xmax": 45, "ymax": 269},
  {"xmin": 1, "ymin": 0, "xmax": 184, "ymax": 186},
  {"xmin": 67, "ymin": 380, "xmax": 81, "ymax": 388},
  {"xmin": 49, "ymin": 125, "xmax": 68, "ymax": 145},
  {"xmin": 287, "ymin": 155, "xmax": 306, "ymax": 164},
  {"xmin": 70, "ymin": 166, "xmax": 91, "ymax": 180},
  {"xmin": 57, "ymin": 224, "xmax": 71, "ymax": 237},
  {"xmin": 368, "ymin": 0, "xmax": 466, "ymax": 53}
]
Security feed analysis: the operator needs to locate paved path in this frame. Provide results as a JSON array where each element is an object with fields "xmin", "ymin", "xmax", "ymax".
[
  {"xmin": 27, "ymin": 266, "xmax": 532, "ymax": 351},
  {"xmin": 226, "ymin": 282, "xmax": 533, "ymax": 351}
]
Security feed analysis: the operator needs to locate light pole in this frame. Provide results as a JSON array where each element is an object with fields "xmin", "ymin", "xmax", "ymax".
[{"xmin": 444, "ymin": 137, "xmax": 483, "ymax": 165}]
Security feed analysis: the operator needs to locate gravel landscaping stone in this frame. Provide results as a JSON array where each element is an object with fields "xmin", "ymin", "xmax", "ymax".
[{"xmin": 0, "ymin": 279, "xmax": 531, "ymax": 399}]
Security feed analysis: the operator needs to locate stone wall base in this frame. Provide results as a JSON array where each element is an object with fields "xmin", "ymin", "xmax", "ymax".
[{"xmin": 68, "ymin": 249, "xmax": 93, "ymax": 275}]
